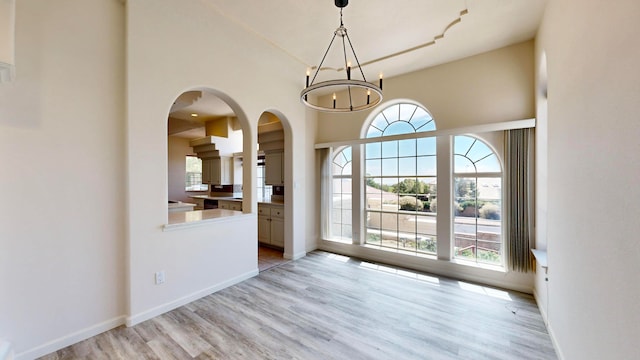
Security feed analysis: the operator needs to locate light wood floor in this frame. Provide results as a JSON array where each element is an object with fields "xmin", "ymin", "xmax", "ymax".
[
  {"xmin": 40, "ymin": 251, "xmax": 557, "ymax": 359},
  {"xmin": 257, "ymin": 246, "xmax": 288, "ymax": 272}
]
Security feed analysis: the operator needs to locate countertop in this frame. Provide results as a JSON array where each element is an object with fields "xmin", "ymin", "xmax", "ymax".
[
  {"xmin": 190, "ymin": 195, "xmax": 242, "ymax": 201},
  {"xmin": 165, "ymin": 208, "xmax": 248, "ymax": 230},
  {"xmin": 190, "ymin": 195, "xmax": 283, "ymax": 206},
  {"xmin": 168, "ymin": 201, "xmax": 197, "ymax": 209}
]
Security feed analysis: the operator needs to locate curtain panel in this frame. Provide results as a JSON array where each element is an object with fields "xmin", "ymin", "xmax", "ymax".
[{"xmin": 504, "ymin": 128, "xmax": 534, "ymax": 272}]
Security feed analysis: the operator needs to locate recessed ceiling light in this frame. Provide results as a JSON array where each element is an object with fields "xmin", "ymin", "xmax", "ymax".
[{"xmin": 191, "ymin": 113, "xmax": 198, "ymax": 117}]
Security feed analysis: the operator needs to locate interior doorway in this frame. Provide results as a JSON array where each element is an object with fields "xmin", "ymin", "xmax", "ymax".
[{"xmin": 257, "ymin": 111, "xmax": 287, "ymax": 269}]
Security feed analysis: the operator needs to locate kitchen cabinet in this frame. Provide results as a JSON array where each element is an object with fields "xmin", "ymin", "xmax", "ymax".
[
  {"xmin": 258, "ymin": 204, "xmax": 284, "ymax": 248},
  {"xmin": 218, "ymin": 199, "xmax": 242, "ymax": 211},
  {"xmin": 191, "ymin": 197, "xmax": 205, "ymax": 210},
  {"xmin": 265, "ymin": 151, "xmax": 284, "ymax": 185},
  {"xmin": 202, "ymin": 156, "xmax": 232, "ymax": 185}
]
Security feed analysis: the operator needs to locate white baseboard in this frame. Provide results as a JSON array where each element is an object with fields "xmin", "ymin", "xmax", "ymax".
[
  {"xmin": 533, "ymin": 288, "xmax": 565, "ymax": 360},
  {"xmin": 126, "ymin": 268, "xmax": 259, "ymax": 327},
  {"xmin": 15, "ymin": 316, "xmax": 126, "ymax": 360},
  {"xmin": 284, "ymin": 251, "xmax": 306, "ymax": 261},
  {"xmin": 14, "ymin": 269, "xmax": 259, "ymax": 359}
]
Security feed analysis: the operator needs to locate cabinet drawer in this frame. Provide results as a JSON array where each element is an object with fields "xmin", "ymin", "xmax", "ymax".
[
  {"xmin": 258, "ymin": 206, "xmax": 269, "ymax": 216},
  {"xmin": 271, "ymin": 207, "xmax": 284, "ymax": 218}
]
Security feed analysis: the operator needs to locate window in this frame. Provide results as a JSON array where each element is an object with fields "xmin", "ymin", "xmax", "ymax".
[
  {"xmin": 453, "ymin": 136, "xmax": 502, "ymax": 264},
  {"xmin": 331, "ymin": 147, "xmax": 352, "ymax": 240},
  {"xmin": 185, "ymin": 155, "xmax": 208, "ymax": 191},
  {"xmin": 256, "ymin": 156, "xmax": 273, "ymax": 201},
  {"xmin": 321, "ymin": 101, "xmax": 507, "ymax": 269},
  {"xmin": 364, "ymin": 103, "xmax": 437, "ymax": 254}
]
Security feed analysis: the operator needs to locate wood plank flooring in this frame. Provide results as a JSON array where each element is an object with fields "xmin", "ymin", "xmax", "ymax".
[
  {"xmin": 258, "ymin": 246, "xmax": 288, "ymax": 272},
  {"xmin": 40, "ymin": 251, "xmax": 557, "ymax": 359}
]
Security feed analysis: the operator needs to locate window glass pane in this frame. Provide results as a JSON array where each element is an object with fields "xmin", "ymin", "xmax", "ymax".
[
  {"xmin": 339, "ymin": 178, "xmax": 352, "ymax": 194},
  {"xmin": 454, "ymin": 135, "xmax": 475, "ymax": 155},
  {"xmin": 398, "ymin": 157, "xmax": 416, "ymax": 177},
  {"xmin": 381, "ymin": 141, "xmax": 398, "ymax": 158},
  {"xmin": 334, "ymin": 153, "xmax": 347, "ymax": 167},
  {"xmin": 365, "ymin": 178, "xmax": 383, "ymax": 209},
  {"xmin": 396, "ymin": 177, "xmax": 416, "ymax": 197},
  {"xmin": 477, "ymin": 177, "xmax": 501, "ymax": 202},
  {"xmin": 342, "ymin": 162, "xmax": 352, "ymax": 175},
  {"xmin": 383, "ymin": 121, "xmax": 415, "ymax": 136},
  {"xmin": 331, "ymin": 147, "xmax": 353, "ymax": 241},
  {"xmin": 366, "ymin": 127, "xmax": 383, "ymax": 138},
  {"xmin": 365, "ymin": 159, "xmax": 381, "ymax": 177},
  {"xmin": 369, "ymin": 114, "xmax": 388, "ymax": 134},
  {"xmin": 332, "ymin": 163, "xmax": 343, "ymax": 175},
  {"xmin": 454, "ymin": 154, "xmax": 476, "ymax": 173},
  {"xmin": 467, "ymin": 141, "xmax": 493, "ymax": 163},
  {"xmin": 381, "ymin": 158, "xmax": 398, "ymax": 176},
  {"xmin": 417, "ymin": 156, "xmax": 437, "ymax": 176},
  {"xmin": 475, "ymin": 154, "xmax": 501, "ymax": 173},
  {"xmin": 185, "ymin": 155, "xmax": 207, "ymax": 191},
  {"xmin": 382, "ymin": 104, "xmax": 400, "ymax": 122},
  {"xmin": 417, "ymin": 137, "xmax": 436, "ymax": 156},
  {"xmin": 411, "ymin": 108, "xmax": 435, "ymax": 132},
  {"xmin": 398, "ymin": 139, "xmax": 416, "ymax": 157},
  {"xmin": 332, "ymin": 178, "xmax": 342, "ymax": 193},
  {"xmin": 366, "ymin": 142, "xmax": 381, "ymax": 159},
  {"xmin": 415, "ymin": 177, "xmax": 435, "ymax": 197},
  {"xmin": 399, "ymin": 103, "xmax": 417, "ymax": 121}
]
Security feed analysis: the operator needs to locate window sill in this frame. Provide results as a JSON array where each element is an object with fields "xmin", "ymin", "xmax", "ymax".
[
  {"xmin": 163, "ymin": 209, "xmax": 251, "ymax": 232},
  {"xmin": 450, "ymin": 258, "xmax": 506, "ymax": 273},
  {"xmin": 322, "ymin": 239, "xmax": 507, "ymax": 273}
]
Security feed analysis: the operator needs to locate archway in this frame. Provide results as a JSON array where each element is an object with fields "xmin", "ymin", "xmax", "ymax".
[{"xmin": 166, "ymin": 87, "xmax": 253, "ymax": 213}]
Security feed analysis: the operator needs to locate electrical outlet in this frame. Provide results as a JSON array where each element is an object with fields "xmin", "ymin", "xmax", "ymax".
[{"xmin": 155, "ymin": 271, "xmax": 165, "ymax": 285}]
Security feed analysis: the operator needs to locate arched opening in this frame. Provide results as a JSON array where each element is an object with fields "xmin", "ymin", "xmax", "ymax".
[
  {"xmin": 167, "ymin": 88, "xmax": 250, "ymax": 217},
  {"xmin": 256, "ymin": 111, "xmax": 285, "ymax": 267}
]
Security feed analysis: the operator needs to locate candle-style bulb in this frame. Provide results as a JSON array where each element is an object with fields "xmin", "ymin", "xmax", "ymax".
[
  {"xmin": 367, "ymin": 89, "xmax": 371, "ymax": 105},
  {"xmin": 347, "ymin": 62, "xmax": 351, "ymax": 80},
  {"xmin": 333, "ymin": 93, "xmax": 336, "ymax": 109},
  {"xmin": 305, "ymin": 69, "xmax": 310, "ymax": 88},
  {"xmin": 379, "ymin": 73, "xmax": 383, "ymax": 90}
]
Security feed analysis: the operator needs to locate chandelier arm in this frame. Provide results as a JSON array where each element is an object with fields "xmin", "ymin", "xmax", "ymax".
[
  {"xmin": 341, "ymin": 29, "xmax": 349, "ymax": 78},
  {"xmin": 311, "ymin": 33, "xmax": 339, "ymax": 86},
  {"xmin": 340, "ymin": 30, "xmax": 354, "ymax": 110},
  {"xmin": 344, "ymin": 32, "xmax": 367, "ymax": 82}
]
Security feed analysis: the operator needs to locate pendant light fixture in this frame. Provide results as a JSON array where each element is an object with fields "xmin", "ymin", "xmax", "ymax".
[{"xmin": 300, "ymin": 0, "xmax": 383, "ymax": 112}]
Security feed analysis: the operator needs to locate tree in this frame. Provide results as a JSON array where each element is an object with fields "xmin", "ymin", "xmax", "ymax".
[
  {"xmin": 455, "ymin": 178, "xmax": 476, "ymax": 199},
  {"xmin": 394, "ymin": 178, "xmax": 430, "ymax": 195}
]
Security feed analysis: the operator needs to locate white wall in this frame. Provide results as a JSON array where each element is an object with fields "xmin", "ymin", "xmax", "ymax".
[
  {"xmin": 536, "ymin": 0, "xmax": 640, "ymax": 358},
  {"xmin": 126, "ymin": 0, "xmax": 311, "ymax": 323},
  {"xmin": 316, "ymin": 40, "xmax": 535, "ymax": 143},
  {"xmin": 0, "ymin": 0, "xmax": 126, "ymax": 357}
]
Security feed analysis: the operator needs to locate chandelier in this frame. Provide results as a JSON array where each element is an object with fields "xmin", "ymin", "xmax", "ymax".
[{"xmin": 300, "ymin": 0, "xmax": 383, "ymax": 113}]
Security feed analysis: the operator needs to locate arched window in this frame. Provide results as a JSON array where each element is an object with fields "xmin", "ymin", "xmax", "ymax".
[
  {"xmin": 453, "ymin": 135, "xmax": 502, "ymax": 264},
  {"xmin": 331, "ymin": 147, "xmax": 352, "ymax": 240},
  {"xmin": 364, "ymin": 103, "xmax": 437, "ymax": 254}
]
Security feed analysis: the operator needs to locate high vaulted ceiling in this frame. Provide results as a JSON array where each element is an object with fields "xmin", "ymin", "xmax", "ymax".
[
  {"xmin": 169, "ymin": 0, "xmax": 547, "ymax": 137},
  {"xmin": 205, "ymin": 0, "xmax": 547, "ymax": 80}
]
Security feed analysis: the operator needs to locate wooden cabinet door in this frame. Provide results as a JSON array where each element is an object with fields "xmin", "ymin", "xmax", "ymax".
[
  {"xmin": 210, "ymin": 157, "xmax": 222, "ymax": 185},
  {"xmin": 265, "ymin": 151, "xmax": 283, "ymax": 185},
  {"xmin": 258, "ymin": 215, "xmax": 271, "ymax": 244},
  {"xmin": 202, "ymin": 159, "xmax": 212, "ymax": 184},
  {"xmin": 270, "ymin": 217, "xmax": 284, "ymax": 248}
]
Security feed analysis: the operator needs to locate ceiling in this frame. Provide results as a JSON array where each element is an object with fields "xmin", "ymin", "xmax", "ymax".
[{"xmin": 169, "ymin": 0, "xmax": 547, "ymax": 137}]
